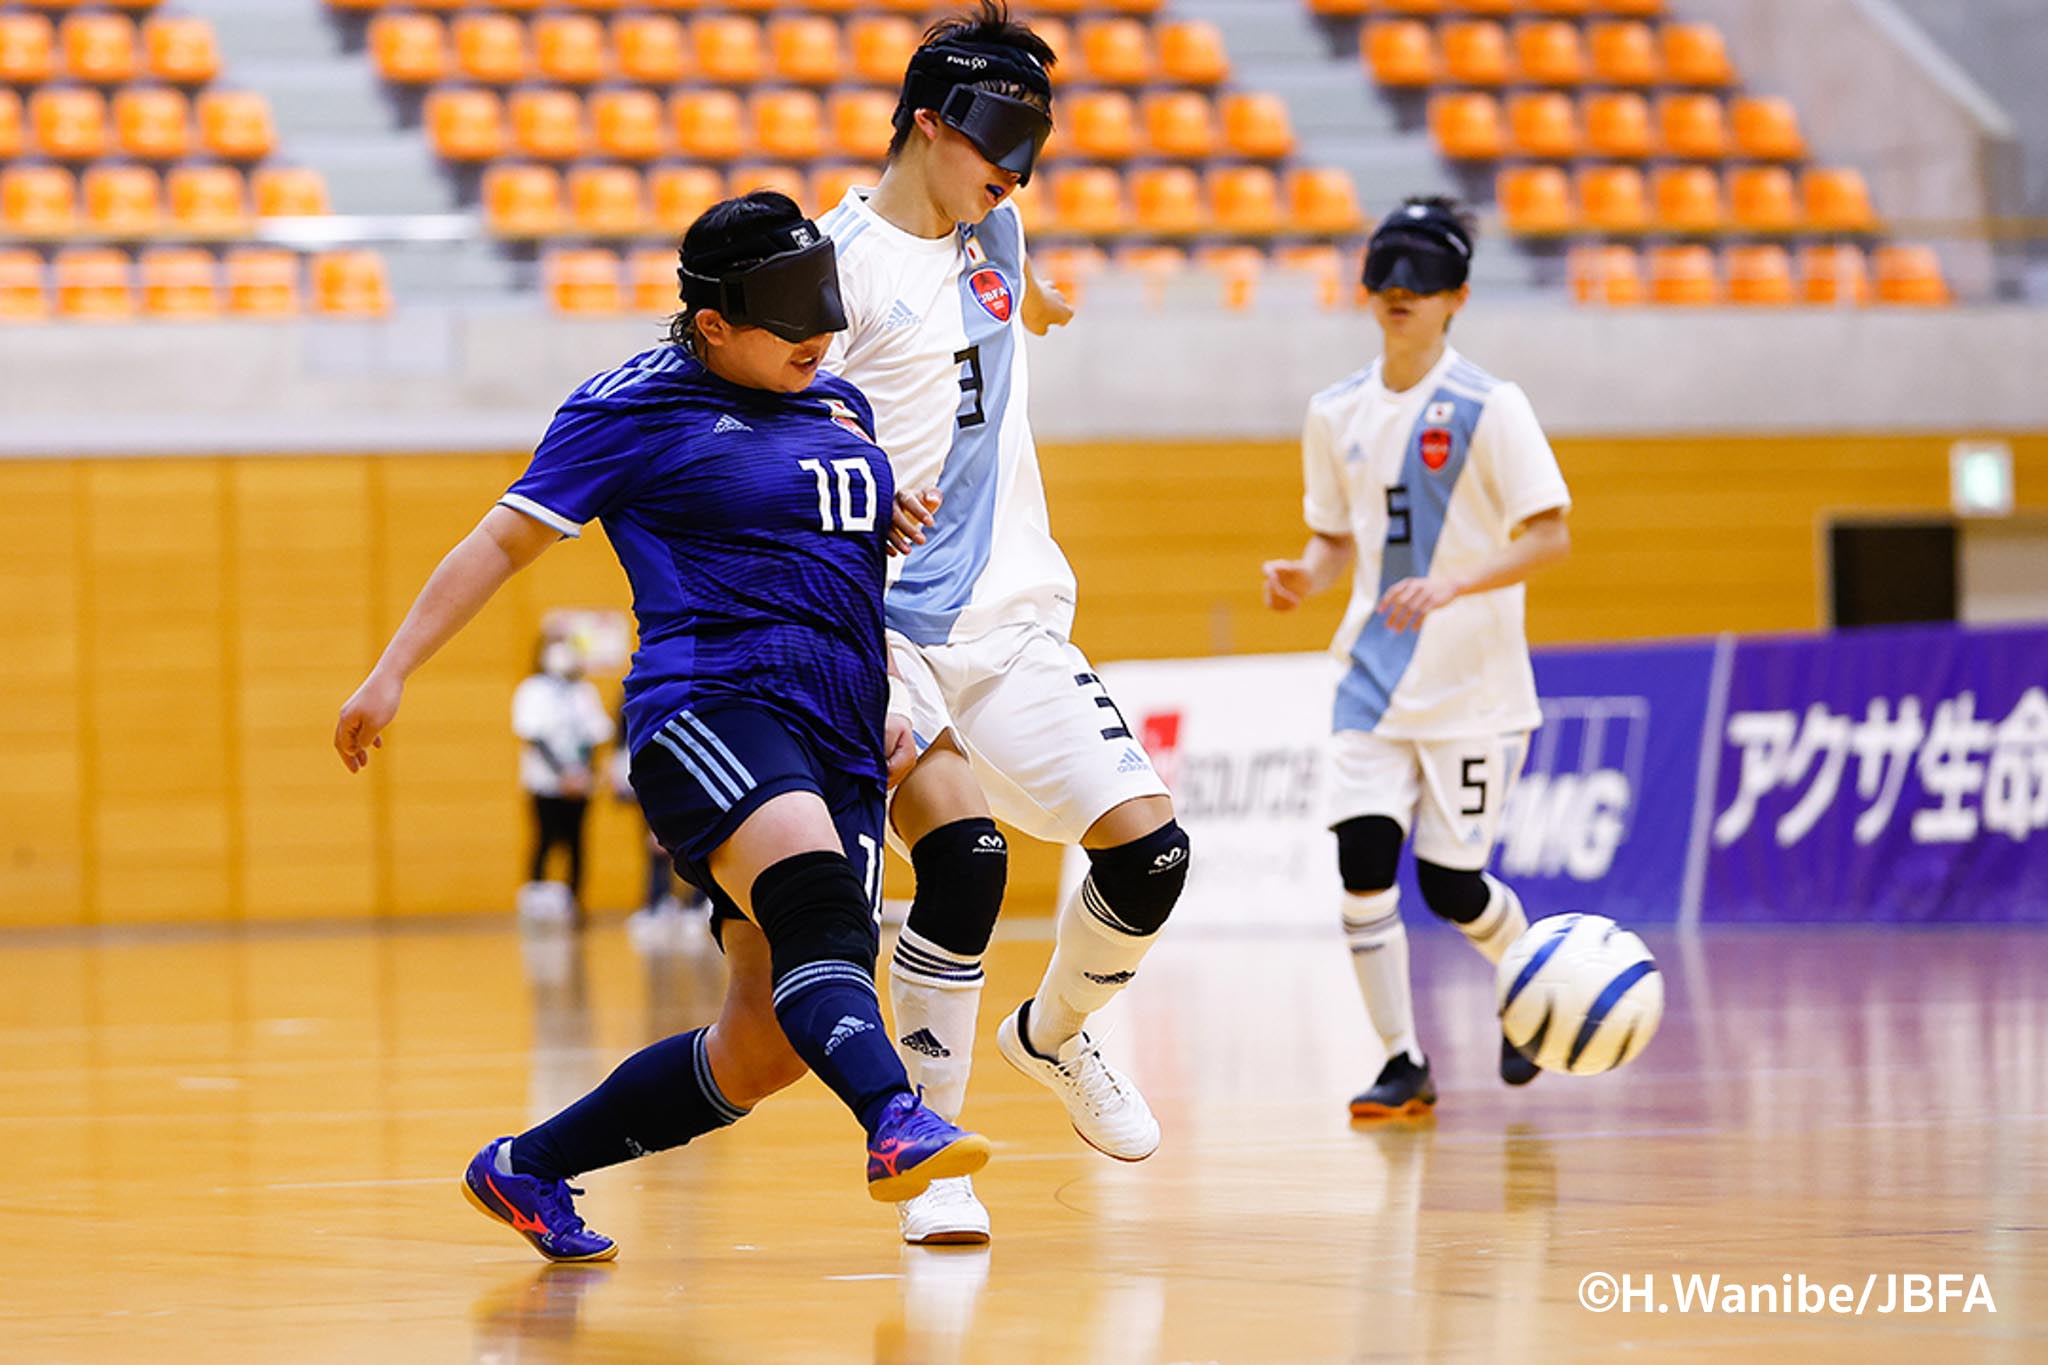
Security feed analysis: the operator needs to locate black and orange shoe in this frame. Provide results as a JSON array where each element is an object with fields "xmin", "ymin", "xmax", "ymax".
[{"xmin": 1349, "ymin": 1053, "xmax": 1438, "ymax": 1120}]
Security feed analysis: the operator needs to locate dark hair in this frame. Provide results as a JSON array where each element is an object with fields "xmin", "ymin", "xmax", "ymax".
[
  {"xmin": 1401, "ymin": 193, "xmax": 1479, "ymax": 244},
  {"xmin": 886, "ymin": 1, "xmax": 1057, "ymax": 160},
  {"xmin": 666, "ymin": 189, "xmax": 808, "ymax": 350}
]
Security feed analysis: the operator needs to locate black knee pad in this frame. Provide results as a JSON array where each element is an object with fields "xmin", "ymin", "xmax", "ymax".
[
  {"xmin": 905, "ymin": 818, "xmax": 1008, "ymax": 957},
  {"xmin": 749, "ymin": 851, "xmax": 879, "ymax": 983},
  {"xmin": 1333, "ymin": 816, "xmax": 1403, "ymax": 893},
  {"xmin": 1415, "ymin": 858, "xmax": 1490, "ymax": 925},
  {"xmin": 1084, "ymin": 820, "xmax": 1190, "ymax": 937}
]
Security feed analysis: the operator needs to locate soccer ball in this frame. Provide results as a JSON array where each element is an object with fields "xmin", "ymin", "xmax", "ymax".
[{"xmin": 1496, "ymin": 913, "xmax": 1663, "ymax": 1076}]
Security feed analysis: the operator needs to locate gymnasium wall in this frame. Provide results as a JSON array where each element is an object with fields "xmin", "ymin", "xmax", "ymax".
[{"xmin": 5, "ymin": 431, "xmax": 2045, "ymax": 930}]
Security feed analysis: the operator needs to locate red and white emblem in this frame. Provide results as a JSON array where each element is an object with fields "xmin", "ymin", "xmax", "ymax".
[
  {"xmin": 970, "ymin": 268, "xmax": 1013, "ymax": 323},
  {"xmin": 1420, "ymin": 427, "xmax": 1453, "ymax": 471},
  {"xmin": 824, "ymin": 397, "xmax": 873, "ymax": 443}
]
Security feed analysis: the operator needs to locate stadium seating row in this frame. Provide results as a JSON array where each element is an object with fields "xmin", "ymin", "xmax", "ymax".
[
  {"xmin": 0, "ymin": 245, "xmax": 391, "ymax": 320},
  {"xmin": 1497, "ymin": 163, "xmax": 1875, "ymax": 235},
  {"xmin": 0, "ymin": 86, "xmax": 277, "ymax": 161},
  {"xmin": 1, "ymin": 162, "xmax": 327, "ymax": 236},
  {"xmin": 478, "ymin": 160, "xmax": 1363, "ymax": 238},
  {"xmin": 332, "ymin": 0, "xmax": 1165, "ymax": 17},
  {"xmin": 418, "ymin": 84, "xmax": 1293, "ymax": 164},
  {"xmin": 1366, "ymin": 18, "xmax": 1735, "ymax": 88},
  {"xmin": 0, "ymin": 10, "xmax": 218, "ymax": 85},
  {"xmin": 1431, "ymin": 90, "xmax": 1803, "ymax": 162},
  {"xmin": 1312, "ymin": 1, "xmax": 1667, "ymax": 14},
  {"xmin": 365, "ymin": 12, "xmax": 1228, "ymax": 89},
  {"xmin": 1570, "ymin": 242, "xmax": 1950, "ymax": 307}
]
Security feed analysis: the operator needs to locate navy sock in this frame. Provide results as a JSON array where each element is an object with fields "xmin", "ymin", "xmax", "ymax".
[
  {"xmin": 510, "ymin": 1028, "xmax": 747, "ymax": 1181},
  {"xmin": 771, "ymin": 962, "xmax": 909, "ymax": 1136}
]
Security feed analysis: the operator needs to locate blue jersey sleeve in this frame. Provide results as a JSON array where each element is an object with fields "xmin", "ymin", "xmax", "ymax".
[{"xmin": 500, "ymin": 406, "xmax": 651, "ymax": 538}]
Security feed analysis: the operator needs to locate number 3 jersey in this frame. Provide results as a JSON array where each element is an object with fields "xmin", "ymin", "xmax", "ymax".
[
  {"xmin": 1302, "ymin": 346, "xmax": 1570, "ymax": 741},
  {"xmin": 820, "ymin": 189, "xmax": 1078, "ymax": 648},
  {"xmin": 500, "ymin": 346, "xmax": 896, "ymax": 781}
]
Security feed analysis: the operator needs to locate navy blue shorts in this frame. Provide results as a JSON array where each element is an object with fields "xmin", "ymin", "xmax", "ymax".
[{"xmin": 629, "ymin": 701, "xmax": 886, "ymax": 941}]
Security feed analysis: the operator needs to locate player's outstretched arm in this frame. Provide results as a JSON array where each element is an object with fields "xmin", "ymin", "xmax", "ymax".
[
  {"xmin": 1262, "ymin": 532, "xmax": 1356, "ymax": 612},
  {"xmin": 1021, "ymin": 255, "xmax": 1074, "ymax": 336},
  {"xmin": 334, "ymin": 505, "xmax": 561, "ymax": 772},
  {"xmin": 1378, "ymin": 506, "xmax": 1570, "ymax": 632}
]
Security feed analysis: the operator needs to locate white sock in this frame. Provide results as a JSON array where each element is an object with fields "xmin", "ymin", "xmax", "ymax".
[
  {"xmin": 1026, "ymin": 874, "xmax": 1158, "ymax": 1056},
  {"xmin": 1343, "ymin": 887, "xmax": 1420, "ymax": 1064},
  {"xmin": 1460, "ymin": 875, "xmax": 1528, "ymax": 965},
  {"xmin": 494, "ymin": 1140, "xmax": 517, "ymax": 1176},
  {"xmin": 887, "ymin": 926, "xmax": 984, "ymax": 1123}
]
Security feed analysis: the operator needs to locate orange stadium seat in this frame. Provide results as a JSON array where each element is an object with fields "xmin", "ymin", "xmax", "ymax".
[
  {"xmin": 1429, "ymin": 93, "xmax": 1503, "ymax": 161},
  {"xmin": 3, "ymin": 165, "xmax": 78, "ymax": 235},
  {"xmin": 717, "ymin": 0, "xmax": 783, "ymax": 14},
  {"xmin": 0, "ymin": 249, "xmax": 49, "ymax": 322},
  {"xmin": 729, "ymin": 164, "xmax": 805, "ymax": 205},
  {"xmin": 752, "ymin": 89, "xmax": 825, "ymax": 161},
  {"xmin": 1652, "ymin": 164, "xmax": 1723, "ymax": 231},
  {"xmin": 1032, "ymin": 244, "xmax": 1107, "ymax": 307},
  {"xmin": 0, "ymin": 90, "xmax": 20, "ymax": 160},
  {"xmin": 1131, "ymin": 165, "xmax": 1203, "ymax": 233},
  {"xmin": 1118, "ymin": 244, "xmax": 1187, "ymax": 307},
  {"xmin": 1383, "ymin": 0, "xmax": 1448, "ymax": 14},
  {"xmin": 61, "ymin": 13, "xmax": 140, "ymax": 84},
  {"xmin": 82, "ymin": 163, "xmax": 161, "ymax": 236},
  {"xmin": 1497, "ymin": 164, "xmax": 1573, "ymax": 233},
  {"xmin": 370, "ymin": 13, "xmax": 445, "ymax": 84},
  {"xmin": 425, "ymin": 88, "xmax": 506, "ymax": 162},
  {"xmin": 1731, "ymin": 96, "xmax": 1806, "ymax": 161},
  {"xmin": 828, "ymin": 89, "xmax": 894, "ymax": 160},
  {"xmin": 771, "ymin": 15, "xmax": 840, "ymax": 85},
  {"xmin": 649, "ymin": 164, "xmax": 723, "ymax": 234},
  {"xmin": 1308, "ymin": 0, "xmax": 1376, "ymax": 12},
  {"xmin": 1034, "ymin": 19, "xmax": 1073, "ymax": 85},
  {"xmin": 614, "ymin": 15, "xmax": 687, "ymax": 84},
  {"xmin": 1081, "ymin": 20, "xmax": 1150, "ymax": 85},
  {"xmin": 198, "ymin": 91, "xmax": 276, "ymax": 160},
  {"xmin": 1662, "ymin": 22, "xmax": 1734, "ymax": 86},
  {"xmin": 1569, "ymin": 244, "xmax": 1645, "ymax": 306},
  {"xmin": 139, "ymin": 246, "xmax": 220, "ymax": 318},
  {"xmin": 1515, "ymin": 21, "xmax": 1585, "ymax": 85},
  {"xmin": 1288, "ymin": 167, "xmax": 1363, "ymax": 233},
  {"xmin": 809, "ymin": 164, "xmax": 868, "ymax": 217},
  {"xmin": 1158, "ymin": 20, "xmax": 1228, "ymax": 85},
  {"xmin": 568, "ymin": 165, "xmax": 644, "ymax": 236},
  {"xmin": 1366, "ymin": 22, "xmax": 1436, "ymax": 87},
  {"xmin": 509, "ymin": 87, "xmax": 585, "ymax": 161},
  {"xmin": 1070, "ymin": 91, "xmax": 1138, "ymax": 160},
  {"xmin": 1578, "ymin": 164, "xmax": 1649, "ymax": 232},
  {"xmin": 694, "ymin": 16, "xmax": 765, "ymax": 85},
  {"xmin": 849, "ymin": 16, "xmax": 917, "ymax": 86},
  {"xmin": 1804, "ymin": 167, "xmax": 1875, "ymax": 232},
  {"xmin": 1199, "ymin": 242, "xmax": 1265, "ymax": 311},
  {"xmin": 311, "ymin": 250, "xmax": 391, "ymax": 317},
  {"xmin": 1442, "ymin": 21, "xmax": 1510, "ymax": 86},
  {"xmin": 1210, "ymin": 165, "xmax": 1281, "ymax": 233},
  {"xmin": 252, "ymin": 167, "xmax": 329, "ymax": 218},
  {"xmin": 1728, "ymin": 165, "xmax": 1799, "ymax": 232},
  {"xmin": 453, "ymin": 13, "xmax": 526, "ymax": 84},
  {"xmin": 1799, "ymin": 243, "xmax": 1868, "ymax": 306},
  {"xmin": 1222, "ymin": 92, "xmax": 1294, "ymax": 159},
  {"xmin": 1873, "ymin": 245, "xmax": 1949, "ymax": 305},
  {"xmin": 1584, "ymin": 91, "xmax": 1652, "ymax": 158},
  {"xmin": 1051, "ymin": 166, "xmax": 1125, "ymax": 234},
  {"xmin": 0, "ymin": 14, "xmax": 56, "ymax": 86},
  {"xmin": 1509, "ymin": 91, "xmax": 1581, "ymax": 158},
  {"xmin": 484, "ymin": 163, "xmax": 564, "ymax": 236},
  {"xmin": 1596, "ymin": 0, "xmax": 1667, "ymax": 14},
  {"xmin": 628, "ymin": 246, "xmax": 677, "ymax": 314},
  {"xmin": 547, "ymin": 248, "xmax": 624, "ymax": 315},
  {"xmin": 1648, "ymin": 243, "xmax": 1717, "ymax": 304},
  {"xmin": 224, "ymin": 247, "xmax": 300, "ymax": 317},
  {"xmin": 1724, "ymin": 244, "xmax": 1794, "ymax": 306},
  {"xmin": 54, "ymin": 246, "xmax": 135, "ymax": 319},
  {"xmin": 591, "ymin": 88, "xmax": 664, "ymax": 161},
  {"xmin": 1532, "ymin": 0, "xmax": 1593, "ymax": 13},
  {"xmin": 30, "ymin": 87, "xmax": 109, "ymax": 160},
  {"xmin": 112, "ymin": 86, "xmax": 186, "ymax": 160},
  {"xmin": 1273, "ymin": 243, "xmax": 1344, "ymax": 311},
  {"xmin": 672, "ymin": 90, "xmax": 746, "ymax": 161},
  {"xmin": 534, "ymin": 15, "xmax": 606, "ymax": 85},
  {"xmin": 1588, "ymin": 20, "xmax": 1659, "ymax": 84},
  {"xmin": 1659, "ymin": 94, "xmax": 1728, "ymax": 159},
  {"xmin": 143, "ymin": 16, "xmax": 217, "ymax": 84},
  {"xmin": 166, "ymin": 164, "xmax": 250, "ymax": 235},
  {"xmin": 1144, "ymin": 91, "xmax": 1216, "ymax": 159},
  {"xmin": 1453, "ymin": 0, "xmax": 1519, "ymax": 14}
]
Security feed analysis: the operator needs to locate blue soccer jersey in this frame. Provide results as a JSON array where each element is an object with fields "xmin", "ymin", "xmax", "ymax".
[{"xmin": 500, "ymin": 345, "xmax": 896, "ymax": 781}]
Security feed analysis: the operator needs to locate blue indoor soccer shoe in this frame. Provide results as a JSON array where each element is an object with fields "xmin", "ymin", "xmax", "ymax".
[
  {"xmin": 462, "ymin": 1138, "xmax": 618, "ymax": 1263},
  {"xmin": 865, "ymin": 1093, "xmax": 993, "ymax": 1203}
]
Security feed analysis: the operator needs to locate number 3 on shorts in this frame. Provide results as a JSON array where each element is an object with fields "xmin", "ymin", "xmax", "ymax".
[{"xmin": 1073, "ymin": 672, "xmax": 1132, "ymax": 742}]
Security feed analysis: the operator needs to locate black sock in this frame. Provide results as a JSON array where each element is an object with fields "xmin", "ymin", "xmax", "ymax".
[{"xmin": 510, "ymin": 1027, "xmax": 747, "ymax": 1181}]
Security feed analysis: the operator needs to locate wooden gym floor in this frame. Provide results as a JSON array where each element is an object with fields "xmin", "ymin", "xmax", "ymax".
[{"xmin": 4, "ymin": 917, "xmax": 2043, "ymax": 1363}]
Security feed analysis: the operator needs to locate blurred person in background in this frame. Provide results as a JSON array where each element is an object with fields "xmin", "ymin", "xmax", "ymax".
[{"xmin": 515, "ymin": 638, "xmax": 614, "ymax": 924}]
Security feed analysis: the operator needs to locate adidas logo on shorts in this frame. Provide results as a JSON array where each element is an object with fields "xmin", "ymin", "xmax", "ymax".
[
  {"xmin": 899, "ymin": 1027, "xmax": 951, "ymax": 1059},
  {"xmin": 824, "ymin": 1015, "xmax": 874, "ymax": 1055},
  {"xmin": 1083, "ymin": 969, "xmax": 1136, "ymax": 985},
  {"xmin": 1117, "ymin": 747, "xmax": 1152, "ymax": 774},
  {"xmin": 713, "ymin": 413, "xmax": 753, "ymax": 434}
]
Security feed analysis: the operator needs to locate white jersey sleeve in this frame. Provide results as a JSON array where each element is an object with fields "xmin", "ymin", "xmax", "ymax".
[
  {"xmin": 1301, "ymin": 389, "xmax": 1354, "ymax": 538},
  {"xmin": 1470, "ymin": 381, "xmax": 1570, "ymax": 530}
]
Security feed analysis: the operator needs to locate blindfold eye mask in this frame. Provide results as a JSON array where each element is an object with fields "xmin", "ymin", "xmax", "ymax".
[
  {"xmin": 897, "ymin": 41, "xmax": 1055, "ymax": 186},
  {"xmin": 678, "ymin": 220, "xmax": 847, "ymax": 343},
  {"xmin": 1361, "ymin": 203, "xmax": 1475, "ymax": 295}
]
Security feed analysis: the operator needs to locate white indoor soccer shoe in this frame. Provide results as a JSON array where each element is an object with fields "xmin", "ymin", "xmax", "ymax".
[
  {"xmin": 996, "ymin": 1001, "xmax": 1160, "ymax": 1162},
  {"xmin": 897, "ymin": 1175, "xmax": 991, "ymax": 1246}
]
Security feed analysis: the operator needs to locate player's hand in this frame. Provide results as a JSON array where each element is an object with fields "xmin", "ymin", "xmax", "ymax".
[
  {"xmin": 887, "ymin": 486, "xmax": 943, "ymax": 557},
  {"xmin": 1025, "ymin": 279, "xmax": 1075, "ymax": 335},
  {"xmin": 884, "ymin": 712, "xmax": 918, "ymax": 790},
  {"xmin": 1261, "ymin": 559, "xmax": 1314, "ymax": 612},
  {"xmin": 1378, "ymin": 575, "xmax": 1460, "ymax": 632},
  {"xmin": 335, "ymin": 671, "xmax": 402, "ymax": 772}
]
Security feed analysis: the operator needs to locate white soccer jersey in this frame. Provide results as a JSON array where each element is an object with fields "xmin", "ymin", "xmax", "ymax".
[
  {"xmin": 1302, "ymin": 346, "xmax": 1570, "ymax": 740},
  {"xmin": 820, "ymin": 188, "xmax": 1077, "ymax": 647}
]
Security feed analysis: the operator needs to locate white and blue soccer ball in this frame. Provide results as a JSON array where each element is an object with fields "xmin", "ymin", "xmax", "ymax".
[{"xmin": 1496, "ymin": 913, "xmax": 1663, "ymax": 1076}]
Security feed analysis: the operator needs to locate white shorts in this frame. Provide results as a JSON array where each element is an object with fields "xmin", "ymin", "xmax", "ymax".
[
  {"xmin": 1328, "ymin": 729, "xmax": 1530, "ymax": 871},
  {"xmin": 887, "ymin": 623, "xmax": 1171, "ymax": 852}
]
